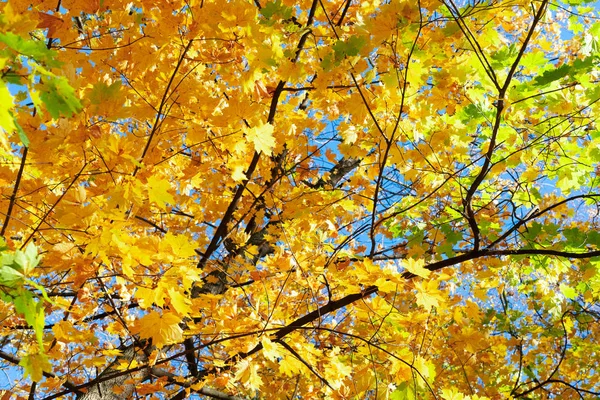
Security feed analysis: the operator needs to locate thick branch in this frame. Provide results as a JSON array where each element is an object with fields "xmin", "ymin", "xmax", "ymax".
[
  {"xmin": 197, "ymin": 0, "xmax": 319, "ymax": 268},
  {"xmin": 461, "ymin": 0, "xmax": 549, "ymax": 252},
  {"xmin": 195, "ymin": 285, "xmax": 378, "ymax": 381}
]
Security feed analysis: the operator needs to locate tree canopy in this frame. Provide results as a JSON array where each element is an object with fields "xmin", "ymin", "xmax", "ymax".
[{"xmin": 1, "ymin": 0, "xmax": 600, "ymax": 399}]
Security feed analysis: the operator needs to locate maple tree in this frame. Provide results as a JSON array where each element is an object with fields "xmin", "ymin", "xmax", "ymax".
[{"xmin": 1, "ymin": 0, "xmax": 600, "ymax": 399}]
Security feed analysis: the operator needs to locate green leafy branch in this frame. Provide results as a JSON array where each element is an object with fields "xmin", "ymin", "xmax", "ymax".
[{"xmin": 0, "ymin": 238, "xmax": 53, "ymax": 381}]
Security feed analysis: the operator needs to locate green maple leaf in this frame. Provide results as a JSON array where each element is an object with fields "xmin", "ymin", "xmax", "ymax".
[
  {"xmin": 333, "ymin": 36, "xmax": 367, "ymax": 63},
  {"xmin": 38, "ymin": 75, "xmax": 82, "ymax": 119},
  {"xmin": 261, "ymin": 0, "xmax": 293, "ymax": 24},
  {"xmin": 0, "ymin": 32, "xmax": 61, "ymax": 67}
]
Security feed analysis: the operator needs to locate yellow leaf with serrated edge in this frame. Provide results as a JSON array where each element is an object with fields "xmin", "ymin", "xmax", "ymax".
[
  {"xmin": 231, "ymin": 164, "xmax": 247, "ymax": 182},
  {"xmin": 404, "ymin": 258, "xmax": 430, "ymax": 278},
  {"xmin": 161, "ymin": 232, "xmax": 197, "ymax": 258},
  {"xmin": 115, "ymin": 359, "xmax": 139, "ymax": 371},
  {"xmin": 52, "ymin": 320, "xmax": 94, "ymax": 343},
  {"xmin": 20, "ymin": 352, "xmax": 52, "ymax": 382},
  {"xmin": 167, "ymin": 287, "xmax": 192, "ymax": 316},
  {"xmin": 101, "ymin": 349, "xmax": 122, "ymax": 357},
  {"xmin": 279, "ymin": 354, "xmax": 305, "ymax": 377},
  {"xmin": 213, "ymin": 359, "xmax": 227, "ymax": 367},
  {"xmin": 234, "ymin": 358, "xmax": 263, "ymax": 390},
  {"xmin": 414, "ymin": 356, "xmax": 436, "ymax": 382},
  {"xmin": 173, "ymin": 265, "xmax": 201, "ymax": 291},
  {"xmin": 0, "ymin": 79, "xmax": 16, "ymax": 136},
  {"xmin": 324, "ymin": 355, "xmax": 353, "ymax": 390},
  {"xmin": 415, "ymin": 279, "xmax": 443, "ymax": 310},
  {"xmin": 261, "ymin": 336, "xmax": 283, "ymax": 361},
  {"xmin": 136, "ymin": 286, "xmax": 165, "ymax": 309},
  {"xmin": 441, "ymin": 387, "xmax": 467, "ymax": 400},
  {"xmin": 52, "ymin": 320, "xmax": 73, "ymax": 342},
  {"xmin": 147, "ymin": 176, "xmax": 175, "ymax": 210},
  {"xmin": 246, "ymin": 123, "xmax": 275, "ymax": 156},
  {"xmin": 147, "ymin": 349, "xmax": 160, "ymax": 366},
  {"xmin": 138, "ymin": 311, "xmax": 183, "ymax": 348}
]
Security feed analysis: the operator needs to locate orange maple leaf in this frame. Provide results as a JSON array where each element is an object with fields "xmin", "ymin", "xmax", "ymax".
[{"xmin": 37, "ymin": 12, "xmax": 66, "ymax": 38}]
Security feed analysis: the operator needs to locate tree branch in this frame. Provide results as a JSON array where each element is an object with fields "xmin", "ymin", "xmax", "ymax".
[
  {"xmin": 0, "ymin": 350, "xmax": 83, "ymax": 395},
  {"xmin": 1, "ymin": 146, "xmax": 27, "ymax": 237}
]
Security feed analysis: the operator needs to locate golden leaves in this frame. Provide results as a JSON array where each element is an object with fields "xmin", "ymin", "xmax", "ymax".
[
  {"xmin": 414, "ymin": 279, "xmax": 445, "ymax": 310},
  {"xmin": 147, "ymin": 176, "xmax": 175, "ymax": 210},
  {"xmin": 19, "ymin": 352, "xmax": 52, "ymax": 382},
  {"xmin": 323, "ymin": 353, "xmax": 354, "ymax": 390},
  {"xmin": 234, "ymin": 359, "xmax": 263, "ymax": 390},
  {"xmin": 261, "ymin": 336, "xmax": 283, "ymax": 361},
  {"xmin": 52, "ymin": 320, "xmax": 96, "ymax": 344},
  {"xmin": 278, "ymin": 354, "xmax": 305, "ymax": 377},
  {"xmin": 0, "ymin": 79, "xmax": 16, "ymax": 151},
  {"xmin": 166, "ymin": 287, "xmax": 192, "ymax": 315},
  {"xmin": 0, "ymin": 0, "xmax": 598, "ymax": 398},
  {"xmin": 136, "ymin": 311, "xmax": 183, "ymax": 348},
  {"xmin": 136, "ymin": 268, "xmax": 197, "ymax": 315},
  {"xmin": 136, "ymin": 286, "xmax": 166, "ymax": 309},
  {"xmin": 160, "ymin": 232, "xmax": 198, "ymax": 260},
  {"xmin": 230, "ymin": 164, "xmax": 247, "ymax": 182},
  {"xmin": 403, "ymin": 258, "xmax": 430, "ymax": 278},
  {"xmin": 246, "ymin": 123, "xmax": 276, "ymax": 156},
  {"xmin": 36, "ymin": 12, "xmax": 67, "ymax": 38}
]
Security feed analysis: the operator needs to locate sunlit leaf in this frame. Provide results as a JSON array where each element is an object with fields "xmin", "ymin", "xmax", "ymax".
[
  {"xmin": 19, "ymin": 352, "xmax": 52, "ymax": 382},
  {"xmin": 138, "ymin": 311, "xmax": 183, "ymax": 348}
]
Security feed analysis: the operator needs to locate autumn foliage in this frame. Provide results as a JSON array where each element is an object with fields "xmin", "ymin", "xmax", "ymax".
[{"xmin": 2, "ymin": 0, "xmax": 600, "ymax": 399}]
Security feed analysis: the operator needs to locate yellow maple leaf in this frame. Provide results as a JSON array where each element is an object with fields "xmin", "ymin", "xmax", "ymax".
[
  {"xmin": 404, "ymin": 258, "xmax": 430, "ymax": 278},
  {"xmin": 246, "ymin": 123, "xmax": 275, "ymax": 156},
  {"xmin": 147, "ymin": 176, "xmax": 175, "ymax": 210},
  {"xmin": 20, "ymin": 352, "xmax": 52, "ymax": 382},
  {"xmin": 230, "ymin": 164, "xmax": 247, "ymax": 182},
  {"xmin": 51, "ymin": 320, "xmax": 95, "ymax": 344},
  {"xmin": 279, "ymin": 354, "xmax": 305, "ymax": 377},
  {"xmin": 136, "ymin": 286, "xmax": 165, "ymax": 309},
  {"xmin": 167, "ymin": 287, "xmax": 192, "ymax": 316},
  {"xmin": 234, "ymin": 358, "xmax": 263, "ymax": 390},
  {"xmin": 441, "ymin": 387, "xmax": 467, "ymax": 400},
  {"xmin": 147, "ymin": 349, "xmax": 161, "ymax": 366},
  {"xmin": 161, "ymin": 232, "xmax": 197, "ymax": 258},
  {"xmin": 101, "ymin": 349, "xmax": 122, "ymax": 357},
  {"xmin": 138, "ymin": 311, "xmax": 183, "ymax": 348},
  {"xmin": 324, "ymin": 355, "xmax": 353, "ymax": 390},
  {"xmin": 342, "ymin": 125, "xmax": 358, "ymax": 144},
  {"xmin": 172, "ymin": 265, "xmax": 201, "ymax": 291},
  {"xmin": 464, "ymin": 299, "xmax": 482, "ymax": 323},
  {"xmin": 415, "ymin": 279, "xmax": 444, "ymax": 310},
  {"xmin": 115, "ymin": 359, "xmax": 139, "ymax": 371},
  {"xmin": 52, "ymin": 320, "xmax": 74, "ymax": 342},
  {"xmin": 414, "ymin": 356, "xmax": 436, "ymax": 382},
  {"xmin": 0, "ymin": 80, "xmax": 16, "ymax": 146},
  {"xmin": 261, "ymin": 336, "xmax": 283, "ymax": 362}
]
